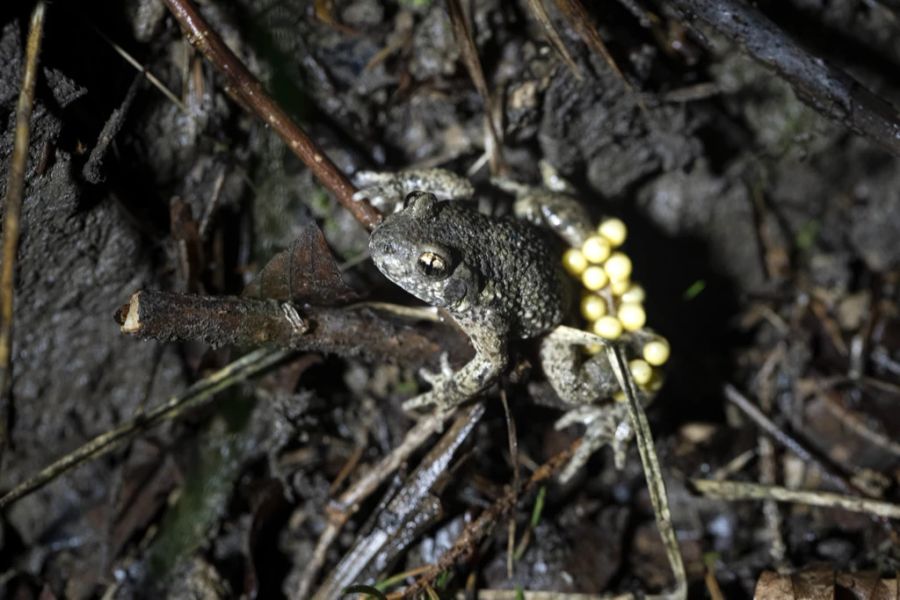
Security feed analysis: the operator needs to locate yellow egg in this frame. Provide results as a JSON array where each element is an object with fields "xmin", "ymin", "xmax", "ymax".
[
  {"xmin": 580, "ymin": 294, "xmax": 607, "ymax": 320},
  {"xmin": 621, "ymin": 284, "xmax": 645, "ymax": 304},
  {"xmin": 585, "ymin": 344, "xmax": 602, "ymax": 355},
  {"xmin": 617, "ymin": 302, "xmax": 646, "ymax": 331},
  {"xmin": 592, "ymin": 316, "xmax": 623, "ymax": 340},
  {"xmin": 612, "ymin": 390, "xmax": 626, "ymax": 403},
  {"xmin": 646, "ymin": 370, "xmax": 665, "ymax": 392},
  {"xmin": 581, "ymin": 235, "xmax": 611, "ymax": 264},
  {"xmin": 581, "ymin": 266, "xmax": 608, "ymax": 291},
  {"xmin": 562, "ymin": 248, "xmax": 588, "ymax": 275},
  {"xmin": 604, "ymin": 252, "xmax": 632, "ymax": 282},
  {"xmin": 642, "ymin": 339, "xmax": 670, "ymax": 366},
  {"xmin": 610, "ymin": 278, "xmax": 631, "ymax": 296},
  {"xmin": 628, "ymin": 359, "xmax": 653, "ymax": 386},
  {"xmin": 644, "ymin": 369, "xmax": 666, "ymax": 394},
  {"xmin": 598, "ymin": 218, "xmax": 627, "ymax": 246}
]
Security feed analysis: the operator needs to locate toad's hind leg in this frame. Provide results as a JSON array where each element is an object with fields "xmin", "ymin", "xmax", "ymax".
[
  {"xmin": 556, "ymin": 403, "xmax": 632, "ymax": 481},
  {"xmin": 539, "ymin": 335, "xmax": 619, "ymax": 406},
  {"xmin": 353, "ymin": 168, "xmax": 474, "ymax": 213},
  {"xmin": 493, "ymin": 162, "xmax": 594, "ymax": 248},
  {"xmin": 540, "ymin": 333, "xmax": 633, "ymax": 481}
]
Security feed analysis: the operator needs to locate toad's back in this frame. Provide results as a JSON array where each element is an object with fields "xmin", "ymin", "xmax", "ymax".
[{"xmin": 428, "ymin": 202, "xmax": 571, "ymax": 339}]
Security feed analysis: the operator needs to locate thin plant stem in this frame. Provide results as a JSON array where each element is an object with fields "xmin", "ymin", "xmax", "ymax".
[
  {"xmin": 0, "ymin": 348, "xmax": 290, "ymax": 509},
  {"xmin": 0, "ymin": 1, "xmax": 47, "ymax": 457}
]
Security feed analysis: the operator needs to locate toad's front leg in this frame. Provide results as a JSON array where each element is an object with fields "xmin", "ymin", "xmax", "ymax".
[{"xmin": 403, "ymin": 324, "xmax": 508, "ymax": 412}]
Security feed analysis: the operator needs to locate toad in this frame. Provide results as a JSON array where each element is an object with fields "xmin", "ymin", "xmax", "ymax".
[{"xmin": 358, "ymin": 166, "xmax": 667, "ymax": 479}]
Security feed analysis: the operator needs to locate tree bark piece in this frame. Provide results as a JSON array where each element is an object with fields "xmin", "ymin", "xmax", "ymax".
[{"xmin": 668, "ymin": 0, "xmax": 900, "ymax": 156}]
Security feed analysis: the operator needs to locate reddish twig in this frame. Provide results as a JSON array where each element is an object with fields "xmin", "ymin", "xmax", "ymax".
[
  {"xmin": 160, "ymin": 0, "xmax": 382, "ymax": 230},
  {"xmin": 0, "ymin": 1, "xmax": 46, "ymax": 456}
]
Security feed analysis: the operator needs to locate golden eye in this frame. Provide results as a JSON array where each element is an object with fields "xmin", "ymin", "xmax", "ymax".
[{"xmin": 417, "ymin": 250, "xmax": 449, "ymax": 278}]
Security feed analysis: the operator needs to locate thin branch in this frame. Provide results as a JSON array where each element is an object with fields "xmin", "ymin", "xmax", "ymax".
[
  {"xmin": 553, "ymin": 0, "xmax": 623, "ymax": 80},
  {"xmin": 446, "ymin": 0, "xmax": 507, "ymax": 175},
  {"xmin": 723, "ymin": 384, "xmax": 855, "ymax": 494},
  {"xmin": 531, "ymin": 325, "xmax": 688, "ymax": 597},
  {"xmin": 0, "ymin": 0, "xmax": 46, "ymax": 457},
  {"xmin": 552, "ymin": 0, "xmax": 648, "ymax": 115},
  {"xmin": 499, "ymin": 389, "xmax": 519, "ymax": 578},
  {"xmin": 605, "ymin": 343, "xmax": 687, "ymax": 600},
  {"xmin": 691, "ymin": 479, "xmax": 900, "ymax": 520},
  {"xmin": 160, "ymin": 0, "xmax": 382, "ymax": 230},
  {"xmin": 296, "ymin": 407, "xmax": 470, "ymax": 598},
  {"xmin": 0, "ymin": 348, "xmax": 289, "ymax": 510},
  {"xmin": 525, "ymin": 0, "xmax": 583, "ymax": 80},
  {"xmin": 817, "ymin": 380, "xmax": 900, "ymax": 459},
  {"xmin": 542, "ymin": 326, "xmax": 687, "ymax": 598},
  {"xmin": 311, "ymin": 404, "xmax": 485, "ymax": 600},
  {"xmin": 399, "ymin": 437, "xmax": 580, "ymax": 598},
  {"xmin": 90, "ymin": 24, "xmax": 187, "ymax": 112},
  {"xmin": 667, "ymin": 0, "xmax": 900, "ymax": 156},
  {"xmin": 116, "ymin": 290, "xmax": 461, "ymax": 368},
  {"xmin": 473, "ymin": 592, "xmax": 630, "ymax": 599}
]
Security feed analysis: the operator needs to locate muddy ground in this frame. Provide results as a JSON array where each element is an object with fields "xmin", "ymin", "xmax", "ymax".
[{"xmin": 0, "ymin": 0, "xmax": 898, "ymax": 598}]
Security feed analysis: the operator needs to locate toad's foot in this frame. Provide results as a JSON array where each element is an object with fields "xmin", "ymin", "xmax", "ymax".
[
  {"xmin": 556, "ymin": 403, "xmax": 632, "ymax": 483},
  {"xmin": 353, "ymin": 168, "xmax": 474, "ymax": 213},
  {"xmin": 402, "ymin": 390, "xmax": 453, "ymax": 412},
  {"xmin": 352, "ymin": 171, "xmax": 407, "ymax": 212},
  {"xmin": 418, "ymin": 352, "xmax": 454, "ymax": 388},
  {"xmin": 402, "ymin": 348, "xmax": 506, "ymax": 413},
  {"xmin": 404, "ymin": 353, "xmax": 457, "ymax": 411}
]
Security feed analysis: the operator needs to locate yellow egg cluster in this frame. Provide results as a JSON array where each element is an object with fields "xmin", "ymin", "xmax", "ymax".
[{"xmin": 562, "ymin": 217, "xmax": 670, "ymax": 392}]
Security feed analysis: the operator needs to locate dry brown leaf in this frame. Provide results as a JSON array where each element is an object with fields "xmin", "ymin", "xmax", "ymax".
[{"xmin": 244, "ymin": 222, "xmax": 358, "ymax": 304}]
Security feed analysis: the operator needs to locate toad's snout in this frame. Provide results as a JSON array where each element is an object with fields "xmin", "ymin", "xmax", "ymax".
[{"xmin": 368, "ymin": 228, "xmax": 395, "ymax": 257}]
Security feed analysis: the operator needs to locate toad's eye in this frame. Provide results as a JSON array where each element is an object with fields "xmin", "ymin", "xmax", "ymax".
[{"xmin": 417, "ymin": 250, "xmax": 450, "ymax": 279}]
